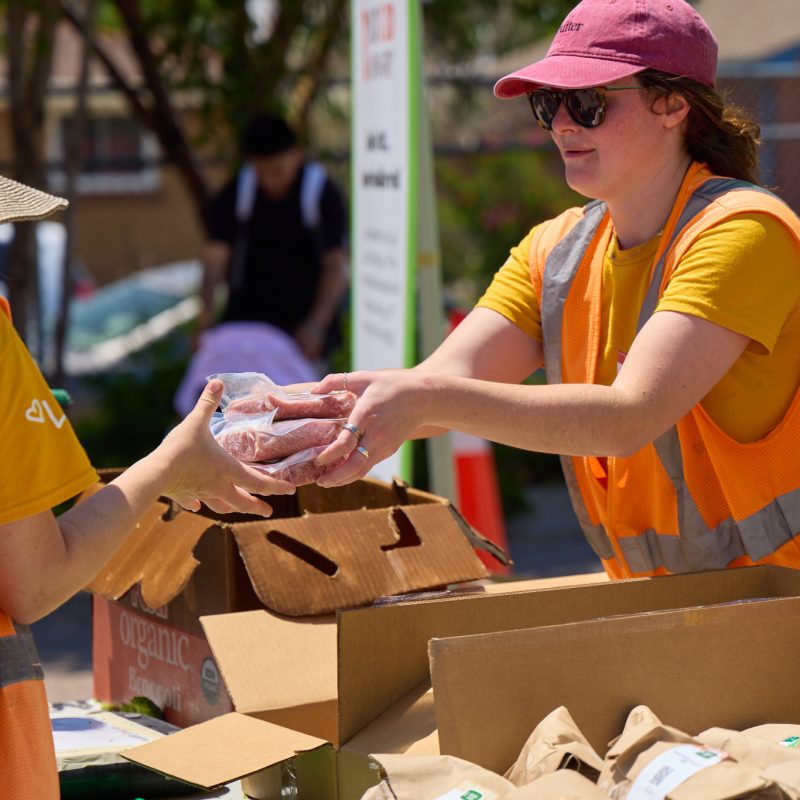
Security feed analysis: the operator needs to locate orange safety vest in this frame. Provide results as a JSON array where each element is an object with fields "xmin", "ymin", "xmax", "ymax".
[
  {"xmin": 530, "ymin": 162, "xmax": 800, "ymax": 578},
  {"xmin": 0, "ymin": 615, "xmax": 59, "ymax": 798},
  {"xmin": 0, "ymin": 295, "xmax": 60, "ymax": 798}
]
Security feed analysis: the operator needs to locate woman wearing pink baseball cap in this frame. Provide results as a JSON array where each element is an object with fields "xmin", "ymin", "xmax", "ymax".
[{"xmin": 317, "ymin": 0, "xmax": 800, "ymax": 578}]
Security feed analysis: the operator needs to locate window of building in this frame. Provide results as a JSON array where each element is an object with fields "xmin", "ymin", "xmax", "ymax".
[{"xmin": 49, "ymin": 113, "xmax": 161, "ymax": 195}]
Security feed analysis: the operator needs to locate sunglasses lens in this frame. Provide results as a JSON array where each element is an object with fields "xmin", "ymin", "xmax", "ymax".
[
  {"xmin": 565, "ymin": 88, "xmax": 605, "ymax": 128},
  {"xmin": 529, "ymin": 91, "xmax": 561, "ymax": 130}
]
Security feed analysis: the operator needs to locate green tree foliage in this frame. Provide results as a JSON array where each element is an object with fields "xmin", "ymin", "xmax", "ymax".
[
  {"xmin": 436, "ymin": 148, "xmax": 582, "ymax": 300},
  {"xmin": 59, "ymin": 0, "xmax": 575, "ymax": 197},
  {"xmin": 422, "ymin": 0, "xmax": 572, "ymax": 61}
]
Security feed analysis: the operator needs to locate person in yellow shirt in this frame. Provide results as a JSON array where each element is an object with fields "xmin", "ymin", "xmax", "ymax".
[
  {"xmin": 313, "ymin": 0, "xmax": 800, "ymax": 578},
  {"xmin": 0, "ymin": 175, "xmax": 294, "ymax": 799}
]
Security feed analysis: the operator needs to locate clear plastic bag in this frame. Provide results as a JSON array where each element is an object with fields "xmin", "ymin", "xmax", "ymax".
[
  {"xmin": 209, "ymin": 371, "xmax": 355, "ymax": 421},
  {"xmin": 252, "ymin": 445, "xmax": 344, "ymax": 486},
  {"xmin": 210, "ymin": 413, "xmax": 346, "ymax": 463}
]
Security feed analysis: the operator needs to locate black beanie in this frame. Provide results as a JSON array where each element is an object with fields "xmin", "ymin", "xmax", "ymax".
[{"xmin": 241, "ymin": 114, "xmax": 297, "ymax": 157}]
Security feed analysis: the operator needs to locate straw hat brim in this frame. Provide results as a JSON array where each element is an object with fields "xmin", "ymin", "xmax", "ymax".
[{"xmin": 0, "ymin": 174, "xmax": 68, "ymax": 224}]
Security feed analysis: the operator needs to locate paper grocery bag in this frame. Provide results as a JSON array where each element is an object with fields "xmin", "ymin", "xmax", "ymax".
[
  {"xmin": 362, "ymin": 754, "xmax": 606, "ymax": 800},
  {"xmin": 364, "ymin": 753, "xmax": 515, "ymax": 800},
  {"xmin": 699, "ymin": 727, "xmax": 800, "ymax": 771},
  {"xmin": 746, "ymin": 725, "xmax": 800, "ymax": 749},
  {"xmin": 598, "ymin": 705, "xmax": 781, "ymax": 799},
  {"xmin": 699, "ymin": 726, "xmax": 800, "ymax": 799},
  {"xmin": 503, "ymin": 769, "xmax": 606, "ymax": 798},
  {"xmin": 762, "ymin": 761, "xmax": 800, "ymax": 800},
  {"xmin": 504, "ymin": 705, "xmax": 603, "ymax": 786}
]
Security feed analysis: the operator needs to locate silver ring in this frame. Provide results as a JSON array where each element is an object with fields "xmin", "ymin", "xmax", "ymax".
[
  {"xmin": 355, "ymin": 445, "xmax": 370, "ymax": 459},
  {"xmin": 343, "ymin": 422, "xmax": 363, "ymax": 441},
  {"xmin": 342, "ymin": 372, "xmax": 349, "ymax": 392}
]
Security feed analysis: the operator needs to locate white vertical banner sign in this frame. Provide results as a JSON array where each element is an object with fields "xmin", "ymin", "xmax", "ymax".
[{"xmin": 351, "ymin": 0, "xmax": 420, "ymax": 483}]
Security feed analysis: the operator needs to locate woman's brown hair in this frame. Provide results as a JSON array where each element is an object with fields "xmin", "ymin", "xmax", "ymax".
[{"xmin": 637, "ymin": 69, "xmax": 761, "ymax": 185}]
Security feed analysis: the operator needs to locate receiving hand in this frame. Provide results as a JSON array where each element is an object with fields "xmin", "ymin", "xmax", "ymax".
[{"xmin": 153, "ymin": 380, "xmax": 296, "ymax": 515}]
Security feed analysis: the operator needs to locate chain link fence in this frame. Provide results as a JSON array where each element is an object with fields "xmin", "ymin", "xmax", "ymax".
[{"xmin": 719, "ymin": 62, "xmax": 800, "ymax": 211}]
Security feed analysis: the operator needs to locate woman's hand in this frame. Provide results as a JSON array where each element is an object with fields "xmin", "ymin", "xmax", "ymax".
[
  {"xmin": 153, "ymin": 379, "xmax": 296, "ymax": 515},
  {"xmin": 312, "ymin": 369, "xmax": 432, "ymax": 487}
]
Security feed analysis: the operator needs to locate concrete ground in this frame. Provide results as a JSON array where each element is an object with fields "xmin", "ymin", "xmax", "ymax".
[{"xmin": 32, "ymin": 482, "xmax": 600, "ymax": 704}]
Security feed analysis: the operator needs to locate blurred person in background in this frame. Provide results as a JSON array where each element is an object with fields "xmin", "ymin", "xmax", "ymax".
[
  {"xmin": 314, "ymin": 0, "xmax": 800, "ymax": 580},
  {"xmin": 197, "ymin": 113, "xmax": 349, "ymax": 372},
  {"xmin": 0, "ymin": 175, "xmax": 294, "ymax": 799}
]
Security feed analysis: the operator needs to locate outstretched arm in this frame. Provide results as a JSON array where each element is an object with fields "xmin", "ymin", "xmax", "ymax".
[
  {"xmin": 314, "ymin": 310, "xmax": 748, "ymax": 485},
  {"xmin": 0, "ymin": 380, "xmax": 294, "ymax": 624}
]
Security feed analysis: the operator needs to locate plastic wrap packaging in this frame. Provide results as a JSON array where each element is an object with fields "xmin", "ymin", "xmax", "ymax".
[
  {"xmin": 252, "ymin": 445, "xmax": 343, "ymax": 486},
  {"xmin": 210, "ymin": 414, "xmax": 345, "ymax": 463},
  {"xmin": 211, "ymin": 371, "xmax": 355, "ymax": 420}
]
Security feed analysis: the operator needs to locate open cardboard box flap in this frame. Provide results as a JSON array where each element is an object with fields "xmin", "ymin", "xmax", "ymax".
[
  {"xmin": 430, "ymin": 595, "xmax": 800, "ymax": 775},
  {"xmin": 123, "ymin": 712, "xmax": 331, "ymax": 789},
  {"xmin": 232, "ymin": 503, "xmax": 489, "ymax": 615},
  {"xmin": 82, "ymin": 472, "xmax": 503, "ymax": 615},
  {"xmin": 201, "ymin": 610, "xmax": 338, "ymax": 729}
]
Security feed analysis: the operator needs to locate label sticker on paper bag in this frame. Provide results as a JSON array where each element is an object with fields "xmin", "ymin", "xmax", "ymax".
[
  {"xmin": 781, "ymin": 736, "xmax": 800, "ymax": 748},
  {"xmin": 433, "ymin": 786, "xmax": 498, "ymax": 800},
  {"xmin": 628, "ymin": 744, "xmax": 727, "ymax": 800}
]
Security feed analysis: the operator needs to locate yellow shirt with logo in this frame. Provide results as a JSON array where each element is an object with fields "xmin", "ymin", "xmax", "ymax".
[
  {"xmin": 477, "ymin": 212, "xmax": 800, "ymax": 443},
  {"xmin": 0, "ymin": 301, "xmax": 98, "ymax": 524}
]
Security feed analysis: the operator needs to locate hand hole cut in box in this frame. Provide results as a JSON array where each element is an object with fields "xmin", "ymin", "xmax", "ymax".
[
  {"xmin": 381, "ymin": 508, "xmax": 423, "ymax": 552},
  {"xmin": 265, "ymin": 530, "xmax": 340, "ymax": 576}
]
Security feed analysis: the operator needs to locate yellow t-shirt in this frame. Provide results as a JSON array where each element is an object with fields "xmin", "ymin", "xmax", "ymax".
[
  {"xmin": 0, "ymin": 304, "xmax": 98, "ymax": 524},
  {"xmin": 477, "ymin": 213, "xmax": 800, "ymax": 443}
]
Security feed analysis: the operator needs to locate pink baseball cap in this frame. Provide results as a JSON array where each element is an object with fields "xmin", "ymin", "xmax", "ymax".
[{"xmin": 494, "ymin": 0, "xmax": 718, "ymax": 98}]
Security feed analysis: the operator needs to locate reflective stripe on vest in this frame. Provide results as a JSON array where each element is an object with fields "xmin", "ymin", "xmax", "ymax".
[
  {"xmin": 540, "ymin": 200, "xmax": 617, "ymax": 561},
  {"xmin": 540, "ymin": 178, "xmax": 797, "ymax": 572},
  {"xmin": 0, "ymin": 623, "xmax": 44, "ymax": 689}
]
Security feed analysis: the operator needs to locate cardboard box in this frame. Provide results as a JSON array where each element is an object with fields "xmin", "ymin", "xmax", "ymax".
[
  {"xmin": 92, "ymin": 592, "xmax": 235, "ymax": 728},
  {"xmin": 429, "ymin": 584, "xmax": 800, "ymax": 776},
  {"xmin": 85, "ymin": 471, "xmax": 503, "ymax": 726},
  {"xmin": 124, "ymin": 565, "xmax": 800, "ymax": 798}
]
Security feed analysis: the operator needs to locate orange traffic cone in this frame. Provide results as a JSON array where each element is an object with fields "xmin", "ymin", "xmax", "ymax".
[
  {"xmin": 448, "ymin": 308, "xmax": 511, "ymax": 574},
  {"xmin": 452, "ymin": 430, "xmax": 511, "ymax": 574}
]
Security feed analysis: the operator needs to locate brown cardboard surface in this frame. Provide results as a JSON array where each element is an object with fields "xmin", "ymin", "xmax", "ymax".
[
  {"xmin": 86, "ymin": 499, "xmax": 209, "ymax": 609},
  {"xmin": 123, "ymin": 712, "xmax": 330, "ymax": 789},
  {"xmin": 430, "ymin": 596, "xmax": 800, "ymax": 774},
  {"xmin": 83, "ymin": 473, "xmax": 494, "ymax": 617},
  {"xmin": 233, "ymin": 504, "xmax": 485, "ymax": 616},
  {"xmin": 481, "ymin": 572, "xmax": 608, "ymax": 593},
  {"xmin": 336, "ymin": 565, "xmax": 800, "ymax": 745},
  {"xmin": 200, "ymin": 609, "xmax": 340, "ymax": 744},
  {"xmin": 200, "ymin": 610, "xmax": 337, "ymax": 711},
  {"xmin": 337, "ymin": 683, "xmax": 439, "ymax": 800},
  {"xmin": 126, "ymin": 566, "xmax": 800, "ymax": 794},
  {"xmin": 343, "ymin": 682, "xmax": 438, "ymax": 758}
]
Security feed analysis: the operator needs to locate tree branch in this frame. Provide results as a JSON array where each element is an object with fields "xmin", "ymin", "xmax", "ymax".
[
  {"xmin": 293, "ymin": 0, "xmax": 348, "ymax": 131},
  {"xmin": 58, "ymin": 0, "xmax": 155, "ymax": 131}
]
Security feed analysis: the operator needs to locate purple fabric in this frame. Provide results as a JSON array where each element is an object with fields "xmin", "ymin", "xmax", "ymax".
[
  {"xmin": 173, "ymin": 322, "xmax": 318, "ymax": 417},
  {"xmin": 494, "ymin": 0, "xmax": 718, "ymax": 97}
]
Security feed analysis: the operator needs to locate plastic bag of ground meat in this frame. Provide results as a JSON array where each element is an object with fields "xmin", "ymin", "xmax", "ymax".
[
  {"xmin": 210, "ymin": 413, "xmax": 346, "ymax": 463},
  {"xmin": 252, "ymin": 445, "xmax": 343, "ymax": 486},
  {"xmin": 210, "ymin": 371, "xmax": 356, "ymax": 421}
]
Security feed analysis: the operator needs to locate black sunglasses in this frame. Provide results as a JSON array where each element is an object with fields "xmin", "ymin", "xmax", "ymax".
[{"xmin": 527, "ymin": 86, "xmax": 646, "ymax": 130}]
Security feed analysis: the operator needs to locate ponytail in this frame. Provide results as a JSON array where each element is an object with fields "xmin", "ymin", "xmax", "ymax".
[{"xmin": 637, "ymin": 69, "xmax": 761, "ymax": 185}]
